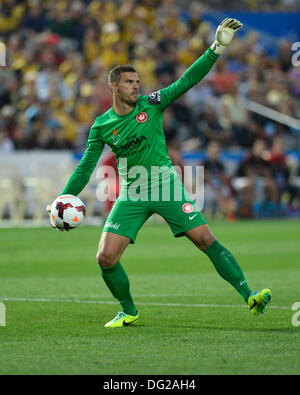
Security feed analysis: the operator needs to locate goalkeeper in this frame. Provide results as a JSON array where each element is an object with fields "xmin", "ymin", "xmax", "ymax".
[{"xmin": 49, "ymin": 18, "xmax": 272, "ymax": 327}]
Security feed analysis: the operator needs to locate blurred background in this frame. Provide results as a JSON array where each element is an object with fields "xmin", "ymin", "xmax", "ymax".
[{"xmin": 0, "ymin": 0, "xmax": 300, "ymax": 226}]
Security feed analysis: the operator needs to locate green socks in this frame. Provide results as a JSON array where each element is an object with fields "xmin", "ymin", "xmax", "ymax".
[
  {"xmin": 100, "ymin": 241, "xmax": 250, "ymax": 313},
  {"xmin": 204, "ymin": 240, "xmax": 252, "ymax": 303},
  {"xmin": 101, "ymin": 261, "xmax": 137, "ymax": 316}
]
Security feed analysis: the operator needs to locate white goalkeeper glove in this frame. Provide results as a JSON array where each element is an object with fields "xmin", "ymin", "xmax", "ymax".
[
  {"xmin": 211, "ymin": 17, "xmax": 243, "ymax": 55},
  {"xmin": 46, "ymin": 204, "xmax": 64, "ymax": 231}
]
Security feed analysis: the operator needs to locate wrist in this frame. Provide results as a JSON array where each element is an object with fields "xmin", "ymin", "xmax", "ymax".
[{"xmin": 210, "ymin": 40, "xmax": 226, "ymax": 55}]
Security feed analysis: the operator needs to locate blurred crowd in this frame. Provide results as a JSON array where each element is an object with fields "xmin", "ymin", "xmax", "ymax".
[
  {"xmin": 200, "ymin": 138, "xmax": 299, "ymax": 220},
  {"xmin": 194, "ymin": 0, "xmax": 300, "ymax": 12},
  {"xmin": 0, "ymin": 0, "xmax": 299, "ymax": 219}
]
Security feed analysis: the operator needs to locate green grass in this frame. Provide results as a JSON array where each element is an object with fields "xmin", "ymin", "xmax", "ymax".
[{"xmin": 0, "ymin": 220, "xmax": 300, "ymax": 375}]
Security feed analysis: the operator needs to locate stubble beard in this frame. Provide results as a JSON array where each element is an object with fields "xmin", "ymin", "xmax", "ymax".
[
  {"xmin": 121, "ymin": 95, "xmax": 137, "ymax": 107},
  {"xmin": 117, "ymin": 87, "xmax": 138, "ymax": 107}
]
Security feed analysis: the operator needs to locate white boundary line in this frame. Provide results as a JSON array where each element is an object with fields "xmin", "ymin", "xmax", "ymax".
[{"xmin": 0, "ymin": 297, "xmax": 289, "ymax": 310}]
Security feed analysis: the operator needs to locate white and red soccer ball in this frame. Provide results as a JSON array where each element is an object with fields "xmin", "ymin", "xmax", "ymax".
[{"xmin": 50, "ymin": 195, "xmax": 86, "ymax": 231}]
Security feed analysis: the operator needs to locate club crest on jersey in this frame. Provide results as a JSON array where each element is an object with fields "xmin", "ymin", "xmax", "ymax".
[
  {"xmin": 136, "ymin": 112, "xmax": 148, "ymax": 123},
  {"xmin": 182, "ymin": 203, "xmax": 193, "ymax": 213}
]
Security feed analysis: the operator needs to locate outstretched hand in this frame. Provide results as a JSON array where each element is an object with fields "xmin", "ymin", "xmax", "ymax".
[{"xmin": 211, "ymin": 17, "xmax": 243, "ymax": 55}]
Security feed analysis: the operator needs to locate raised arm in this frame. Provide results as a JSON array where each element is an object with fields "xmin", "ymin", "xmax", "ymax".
[
  {"xmin": 158, "ymin": 48, "xmax": 219, "ymax": 111},
  {"xmin": 155, "ymin": 18, "xmax": 242, "ymax": 111}
]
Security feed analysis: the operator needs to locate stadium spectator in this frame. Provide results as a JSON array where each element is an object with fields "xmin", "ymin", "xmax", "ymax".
[
  {"xmin": 219, "ymin": 81, "xmax": 254, "ymax": 148},
  {"xmin": 44, "ymin": 126, "xmax": 74, "ymax": 150},
  {"xmin": 265, "ymin": 137, "xmax": 298, "ymax": 207},
  {"xmin": 0, "ymin": 105, "xmax": 17, "ymax": 140},
  {"xmin": 211, "ymin": 59, "xmax": 238, "ymax": 96},
  {"xmin": 237, "ymin": 139, "xmax": 270, "ymax": 178},
  {"xmin": 202, "ymin": 141, "xmax": 236, "ymax": 220},
  {"xmin": 22, "ymin": 2, "xmax": 46, "ymax": 33},
  {"xmin": 236, "ymin": 139, "xmax": 281, "ymax": 218},
  {"xmin": 196, "ymin": 104, "xmax": 232, "ymax": 147}
]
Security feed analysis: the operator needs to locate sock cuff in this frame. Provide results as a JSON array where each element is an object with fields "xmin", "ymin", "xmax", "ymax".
[
  {"xmin": 101, "ymin": 261, "xmax": 121, "ymax": 274},
  {"xmin": 203, "ymin": 240, "xmax": 225, "ymax": 258}
]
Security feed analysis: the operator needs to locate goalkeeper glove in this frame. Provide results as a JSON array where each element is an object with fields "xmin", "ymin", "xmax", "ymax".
[
  {"xmin": 211, "ymin": 17, "xmax": 243, "ymax": 55},
  {"xmin": 46, "ymin": 204, "xmax": 64, "ymax": 231}
]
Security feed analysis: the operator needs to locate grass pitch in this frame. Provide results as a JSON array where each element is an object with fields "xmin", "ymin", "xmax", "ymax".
[{"xmin": 0, "ymin": 220, "xmax": 299, "ymax": 375}]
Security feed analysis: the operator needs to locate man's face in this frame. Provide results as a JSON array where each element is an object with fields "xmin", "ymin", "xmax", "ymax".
[{"xmin": 112, "ymin": 72, "xmax": 140, "ymax": 107}]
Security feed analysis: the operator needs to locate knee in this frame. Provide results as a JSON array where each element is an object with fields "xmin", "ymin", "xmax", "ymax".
[
  {"xmin": 200, "ymin": 231, "xmax": 215, "ymax": 250},
  {"xmin": 96, "ymin": 249, "xmax": 118, "ymax": 268},
  {"xmin": 189, "ymin": 225, "xmax": 215, "ymax": 251}
]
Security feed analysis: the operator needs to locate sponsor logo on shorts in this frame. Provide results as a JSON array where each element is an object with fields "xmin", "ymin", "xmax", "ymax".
[
  {"xmin": 105, "ymin": 222, "xmax": 120, "ymax": 230},
  {"xmin": 136, "ymin": 112, "xmax": 148, "ymax": 123},
  {"xmin": 182, "ymin": 203, "xmax": 193, "ymax": 214}
]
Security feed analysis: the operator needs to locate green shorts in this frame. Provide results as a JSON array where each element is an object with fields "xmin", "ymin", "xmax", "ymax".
[{"xmin": 103, "ymin": 175, "xmax": 207, "ymax": 243}]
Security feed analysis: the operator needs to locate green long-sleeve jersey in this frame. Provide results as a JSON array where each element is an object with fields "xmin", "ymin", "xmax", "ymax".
[{"xmin": 62, "ymin": 48, "xmax": 219, "ymax": 196}]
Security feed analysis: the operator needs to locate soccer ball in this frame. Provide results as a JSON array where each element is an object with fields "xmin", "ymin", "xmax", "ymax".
[{"xmin": 50, "ymin": 195, "xmax": 86, "ymax": 231}]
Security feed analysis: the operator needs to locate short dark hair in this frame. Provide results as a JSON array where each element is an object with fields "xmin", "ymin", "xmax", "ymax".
[{"xmin": 108, "ymin": 65, "xmax": 137, "ymax": 84}]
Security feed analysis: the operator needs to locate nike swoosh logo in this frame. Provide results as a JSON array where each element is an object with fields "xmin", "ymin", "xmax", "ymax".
[
  {"xmin": 240, "ymin": 280, "xmax": 246, "ymax": 286},
  {"xmin": 250, "ymin": 299, "xmax": 257, "ymax": 310},
  {"xmin": 123, "ymin": 318, "xmax": 138, "ymax": 327},
  {"xmin": 189, "ymin": 214, "xmax": 197, "ymax": 220},
  {"xmin": 113, "ymin": 139, "xmax": 120, "ymax": 145}
]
